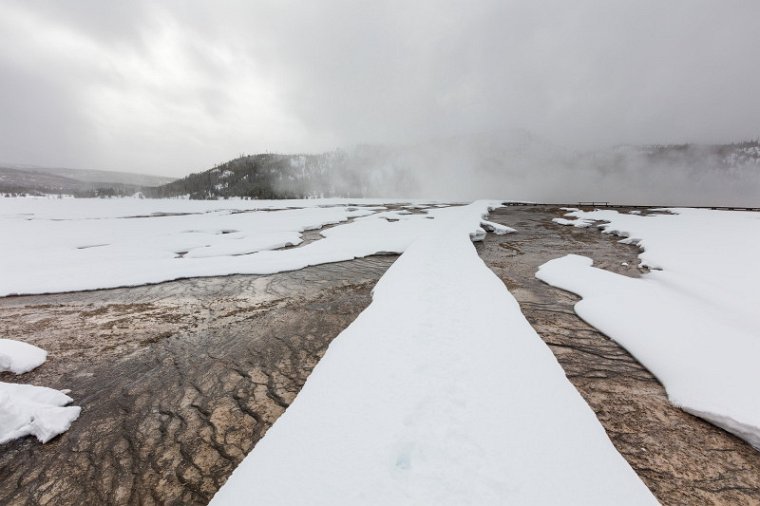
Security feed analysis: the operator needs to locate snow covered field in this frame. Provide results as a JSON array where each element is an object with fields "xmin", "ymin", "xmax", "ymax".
[
  {"xmin": 0, "ymin": 196, "xmax": 417, "ymax": 220},
  {"xmin": 11, "ymin": 197, "xmax": 758, "ymax": 501},
  {"xmin": 539, "ymin": 208, "xmax": 760, "ymax": 449},
  {"xmin": 0, "ymin": 197, "xmax": 474, "ymax": 296},
  {"xmin": 0, "ymin": 197, "xmax": 661, "ymax": 503}
]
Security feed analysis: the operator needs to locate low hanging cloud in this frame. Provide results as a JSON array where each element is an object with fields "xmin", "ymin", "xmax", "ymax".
[{"xmin": 0, "ymin": 0, "xmax": 759, "ymax": 203}]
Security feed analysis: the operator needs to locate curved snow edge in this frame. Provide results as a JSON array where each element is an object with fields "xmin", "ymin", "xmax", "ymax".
[
  {"xmin": 537, "ymin": 253, "xmax": 760, "ymax": 451},
  {"xmin": 0, "ymin": 339, "xmax": 47, "ymax": 374},
  {"xmin": 0, "ymin": 340, "xmax": 81, "ymax": 445}
]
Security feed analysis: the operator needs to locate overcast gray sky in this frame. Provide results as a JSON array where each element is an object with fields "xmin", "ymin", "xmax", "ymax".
[{"xmin": 1, "ymin": 0, "xmax": 758, "ymax": 177}]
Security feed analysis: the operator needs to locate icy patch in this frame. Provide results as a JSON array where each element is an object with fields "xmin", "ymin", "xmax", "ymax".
[
  {"xmin": 552, "ymin": 217, "xmax": 596, "ymax": 228},
  {"xmin": 480, "ymin": 219, "xmax": 515, "ymax": 235},
  {"xmin": 210, "ymin": 203, "xmax": 656, "ymax": 505},
  {"xmin": 543, "ymin": 207, "xmax": 760, "ymax": 449},
  {"xmin": 0, "ymin": 339, "xmax": 47, "ymax": 374}
]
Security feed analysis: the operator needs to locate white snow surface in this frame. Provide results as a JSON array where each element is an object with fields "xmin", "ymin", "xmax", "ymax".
[
  {"xmin": 539, "ymin": 208, "xmax": 760, "ymax": 449},
  {"xmin": 0, "ymin": 196, "xmax": 400, "ymax": 220},
  {"xmin": 210, "ymin": 203, "xmax": 656, "ymax": 505},
  {"xmin": 0, "ymin": 338, "xmax": 80, "ymax": 444},
  {"xmin": 0, "ymin": 197, "xmax": 466, "ymax": 296},
  {"xmin": 553, "ymin": 217, "xmax": 595, "ymax": 228},
  {"xmin": 0, "ymin": 382, "xmax": 81, "ymax": 444},
  {"xmin": 0, "ymin": 339, "xmax": 47, "ymax": 374}
]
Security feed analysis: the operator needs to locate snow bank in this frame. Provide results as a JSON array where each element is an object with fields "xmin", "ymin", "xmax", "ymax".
[
  {"xmin": 0, "ymin": 338, "xmax": 80, "ymax": 444},
  {"xmin": 480, "ymin": 219, "xmax": 515, "ymax": 235},
  {"xmin": 553, "ymin": 217, "xmax": 594, "ymax": 228},
  {"xmin": 210, "ymin": 202, "xmax": 655, "ymax": 505},
  {"xmin": 0, "ymin": 382, "xmax": 81, "ymax": 444},
  {"xmin": 540, "ymin": 208, "xmax": 760, "ymax": 449},
  {"xmin": 0, "ymin": 339, "xmax": 47, "ymax": 374}
]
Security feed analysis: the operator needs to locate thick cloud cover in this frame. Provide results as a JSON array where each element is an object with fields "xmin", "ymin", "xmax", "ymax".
[{"xmin": 1, "ymin": 1, "xmax": 759, "ymax": 185}]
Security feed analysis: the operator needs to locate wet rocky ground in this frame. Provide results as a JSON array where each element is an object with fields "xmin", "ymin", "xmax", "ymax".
[
  {"xmin": 0, "ymin": 256, "xmax": 395, "ymax": 505},
  {"xmin": 1, "ymin": 204, "xmax": 759, "ymax": 505},
  {"xmin": 477, "ymin": 205, "xmax": 760, "ymax": 505}
]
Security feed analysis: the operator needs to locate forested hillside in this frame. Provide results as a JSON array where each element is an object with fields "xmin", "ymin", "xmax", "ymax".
[{"xmin": 147, "ymin": 138, "xmax": 760, "ymax": 203}]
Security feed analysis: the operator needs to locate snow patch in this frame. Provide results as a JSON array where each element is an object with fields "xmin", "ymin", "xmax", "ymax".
[
  {"xmin": 0, "ymin": 339, "xmax": 80, "ymax": 444},
  {"xmin": 0, "ymin": 383, "xmax": 81, "ymax": 444},
  {"xmin": 0, "ymin": 339, "xmax": 47, "ymax": 374},
  {"xmin": 552, "ymin": 217, "xmax": 595, "ymax": 228},
  {"xmin": 542, "ymin": 208, "xmax": 760, "ymax": 449},
  {"xmin": 480, "ymin": 219, "xmax": 515, "ymax": 235}
]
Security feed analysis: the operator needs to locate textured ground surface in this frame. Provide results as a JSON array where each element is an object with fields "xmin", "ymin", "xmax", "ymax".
[
  {"xmin": 2, "ymin": 205, "xmax": 760, "ymax": 505},
  {"xmin": 477, "ymin": 205, "xmax": 760, "ymax": 506},
  {"xmin": 0, "ymin": 256, "xmax": 395, "ymax": 505}
]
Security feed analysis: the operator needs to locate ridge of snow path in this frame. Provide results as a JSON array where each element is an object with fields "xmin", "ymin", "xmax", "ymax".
[
  {"xmin": 210, "ymin": 202, "xmax": 657, "ymax": 505},
  {"xmin": 538, "ymin": 208, "xmax": 760, "ymax": 449},
  {"xmin": 0, "ymin": 340, "xmax": 80, "ymax": 444}
]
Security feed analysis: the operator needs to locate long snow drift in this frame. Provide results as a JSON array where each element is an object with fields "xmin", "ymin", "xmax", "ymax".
[
  {"xmin": 539, "ymin": 208, "xmax": 760, "ymax": 449},
  {"xmin": 0, "ymin": 198, "xmax": 498, "ymax": 296},
  {"xmin": 210, "ymin": 203, "xmax": 656, "ymax": 505},
  {"xmin": 0, "ymin": 339, "xmax": 80, "ymax": 444}
]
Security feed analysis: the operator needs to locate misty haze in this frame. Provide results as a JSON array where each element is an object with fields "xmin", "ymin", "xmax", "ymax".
[{"xmin": 2, "ymin": 2, "xmax": 759, "ymax": 505}]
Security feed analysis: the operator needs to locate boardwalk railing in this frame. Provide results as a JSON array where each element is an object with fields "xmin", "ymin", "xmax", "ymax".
[{"xmin": 501, "ymin": 202, "xmax": 760, "ymax": 211}]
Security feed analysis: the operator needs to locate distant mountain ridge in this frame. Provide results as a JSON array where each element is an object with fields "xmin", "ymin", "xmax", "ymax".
[
  {"xmin": 147, "ymin": 149, "xmax": 419, "ymax": 200},
  {"xmin": 25, "ymin": 166, "xmax": 174, "ymax": 186},
  {"xmin": 0, "ymin": 164, "xmax": 175, "ymax": 197}
]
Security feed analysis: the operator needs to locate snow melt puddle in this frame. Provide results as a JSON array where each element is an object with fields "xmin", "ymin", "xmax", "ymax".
[
  {"xmin": 210, "ymin": 202, "xmax": 655, "ymax": 505},
  {"xmin": 539, "ymin": 208, "xmax": 760, "ymax": 449},
  {"xmin": 1, "ymin": 340, "xmax": 80, "ymax": 444}
]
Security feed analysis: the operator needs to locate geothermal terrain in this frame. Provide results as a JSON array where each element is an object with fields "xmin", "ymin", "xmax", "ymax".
[{"xmin": 1, "ymin": 197, "xmax": 759, "ymax": 505}]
